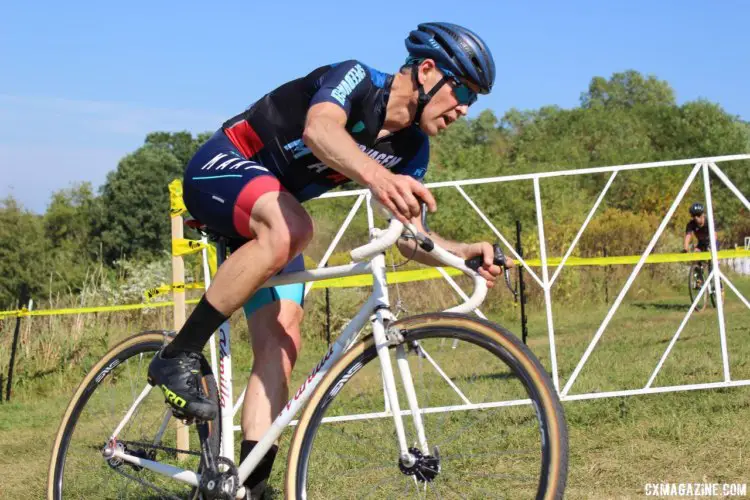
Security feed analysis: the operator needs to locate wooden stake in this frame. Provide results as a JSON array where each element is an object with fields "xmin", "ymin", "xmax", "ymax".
[{"xmin": 172, "ymin": 214, "xmax": 190, "ymax": 460}]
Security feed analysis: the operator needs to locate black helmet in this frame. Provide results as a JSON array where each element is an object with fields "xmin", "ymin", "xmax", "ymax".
[
  {"xmin": 689, "ymin": 202, "xmax": 705, "ymax": 216},
  {"xmin": 405, "ymin": 22, "xmax": 496, "ymax": 94}
]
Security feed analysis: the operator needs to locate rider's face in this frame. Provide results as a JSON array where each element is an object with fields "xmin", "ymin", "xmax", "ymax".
[
  {"xmin": 694, "ymin": 214, "xmax": 706, "ymax": 226},
  {"xmin": 416, "ymin": 63, "xmax": 475, "ymax": 136}
]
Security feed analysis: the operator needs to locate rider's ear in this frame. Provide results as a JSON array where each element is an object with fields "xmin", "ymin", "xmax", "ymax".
[{"xmin": 418, "ymin": 59, "xmax": 437, "ymax": 86}]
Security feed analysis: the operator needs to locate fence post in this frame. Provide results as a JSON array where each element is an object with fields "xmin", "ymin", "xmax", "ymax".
[
  {"xmin": 5, "ymin": 284, "xmax": 29, "ymax": 402},
  {"xmin": 515, "ymin": 221, "xmax": 528, "ymax": 344},
  {"xmin": 325, "ymin": 264, "xmax": 331, "ymax": 348},
  {"xmin": 170, "ymin": 185, "xmax": 190, "ymax": 459}
]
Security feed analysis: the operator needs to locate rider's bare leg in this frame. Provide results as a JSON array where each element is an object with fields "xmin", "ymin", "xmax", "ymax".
[
  {"xmin": 241, "ymin": 300, "xmax": 304, "ymax": 440},
  {"xmin": 165, "ymin": 190, "xmax": 312, "ymax": 356},
  {"xmin": 238, "ymin": 300, "xmax": 303, "ymax": 494},
  {"xmin": 151, "ymin": 189, "xmax": 313, "ymax": 423},
  {"xmin": 206, "ymin": 191, "xmax": 313, "ymax": 315}
]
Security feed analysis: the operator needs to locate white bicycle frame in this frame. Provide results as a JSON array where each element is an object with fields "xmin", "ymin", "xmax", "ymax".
[{"xmin": 106, "ymin": 208, "xmax": 488, "ymax": 499}]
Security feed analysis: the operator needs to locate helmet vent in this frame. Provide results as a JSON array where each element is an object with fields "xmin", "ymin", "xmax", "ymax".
[{"xmin": 471, "ymin": 57, "xmax": 483, "ymax": 75}]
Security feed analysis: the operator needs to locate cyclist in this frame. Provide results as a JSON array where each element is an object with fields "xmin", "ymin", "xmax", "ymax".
[
  {"xmin": 683, "ymin": 202, "xmax": 712, "ymax": 253},
  {"xmin": 148, "ymin": 22, "xmax": 509, "ymax": 497}
]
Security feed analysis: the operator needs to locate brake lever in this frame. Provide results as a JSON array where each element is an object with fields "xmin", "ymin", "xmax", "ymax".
[
  {"xmin": 418, "ymin": 202, "xmax": 517, "ymax": 301},
  {"xmin": 464, "ymin": 243, "xmax": 518, "ymax": 301},
  {"xmin": 420, "ymin": 201, "xmax": 431, "ymax": 234}
]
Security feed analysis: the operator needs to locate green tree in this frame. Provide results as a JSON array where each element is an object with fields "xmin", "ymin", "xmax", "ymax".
[
  {"xmin": 42, "ymin": 183, "xmax": 99, "ymax": 295},
  {"xmin": 96, "ymin": 145, "xmax": 183, "ymax": 263},
  {"xmin": 0, "ymin": 197, "xmax": 48, "ymax": 307},
  {"xmin": 44, "ymin": 183, "xmax": 97, "ymax": 248},
  {"xmin": 145, "ymin": 131, "xmax": 212, "ymax": 167},
  {"xmin": 581, "ymin": 70, "xmax": 676, "ymax": 109}
]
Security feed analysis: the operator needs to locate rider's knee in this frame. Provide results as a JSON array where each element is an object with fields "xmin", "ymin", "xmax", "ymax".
[
  {"xmin": 265, "ymin": 217, "xmax": 313, "ymax": 270},
  {"xmin": 254, "ymin": 202, "xmax": 314, "ymax": 270}
]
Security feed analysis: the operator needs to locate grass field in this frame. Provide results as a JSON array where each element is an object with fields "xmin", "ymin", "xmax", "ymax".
[{"xmin": 1, "ymin": 270, "xmax": 749, "ymax": 499}]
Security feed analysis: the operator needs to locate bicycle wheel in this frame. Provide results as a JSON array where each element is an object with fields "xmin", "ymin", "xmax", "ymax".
[
  {"xmin": 48, "ymin": 331, "xmax": 221, "ymax": 499},
  {"xmin": 688, "ymin": 264, "xmax": 708, "ymax": 311},
  {"xmin": 286, "ymin": 313, "xmax": 568, "ymax": 500},
  {"xmin": 705, "ymin": 262, "xmax": 719, "ymax": 309}
]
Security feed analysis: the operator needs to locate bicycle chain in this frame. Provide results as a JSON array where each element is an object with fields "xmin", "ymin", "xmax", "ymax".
[
  {"xmin": 119, "ymin": 439, "xmax": 203, "ymax": 459},
  {"xmin": 110, "ymin": 459, "xmax": 184, "ymax": 500},
  {"xmin": 112, "ymin": 440, "xmax": 238, "ymax": 499}
]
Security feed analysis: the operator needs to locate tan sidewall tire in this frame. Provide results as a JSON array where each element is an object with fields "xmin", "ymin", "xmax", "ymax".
[
  {"xmin": 284, "ymin": 313, "xmax": 567, "ymax": 500},
  {"xmin": 47, "ymin": 331, "xmax": 171, "ymax": 500}
]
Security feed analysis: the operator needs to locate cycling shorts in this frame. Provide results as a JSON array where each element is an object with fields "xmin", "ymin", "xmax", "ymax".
[{"xmin": 183, "ymin": 130, "xmax": 304, "ymax": 316}]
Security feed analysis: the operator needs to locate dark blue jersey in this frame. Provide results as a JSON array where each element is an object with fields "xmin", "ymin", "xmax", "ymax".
[
  {"xmin": 685, "ymin": 219, "xmax": 711, "ymax": 249},
  {"xmin": 220, "ymin": 60, "xmax": 429, "ymax": 201}
]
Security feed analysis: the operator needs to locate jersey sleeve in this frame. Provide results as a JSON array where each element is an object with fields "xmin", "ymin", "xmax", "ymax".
[
  {"xmin": 685, "ymin": 221, "xmax": 695, "ymax": 234},
  {"xmin": 309, "ymin": 60, "xmax": 372, "ymax": 116},
  {"xmin": 392, "ymin": 130, "xmax": 429, "ymax": 181}
]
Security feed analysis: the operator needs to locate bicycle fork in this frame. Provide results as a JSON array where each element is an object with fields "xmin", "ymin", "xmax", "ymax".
[{"xmin": 369, "ymin": 253, "xmax": 433, "ymax": 471}]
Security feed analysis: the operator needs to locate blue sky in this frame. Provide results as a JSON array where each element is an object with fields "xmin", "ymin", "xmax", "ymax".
[{"xmin": 1, "ymin": 0, "xmax": 748, "ymax": 213}]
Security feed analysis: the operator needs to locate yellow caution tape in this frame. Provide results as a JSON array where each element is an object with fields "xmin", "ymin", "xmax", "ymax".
[
  {"xmin": 172, "ymin": 238, "xmax": 207, "ymax": 256},
  {"xmin": 2, "ymin": 250, "xmax": 748, "ymax": 319},
  {"xmin": 144, "ymin": 283, "xmax": 205, "ymax": 301},
  {"xmin": 310, "ymin": 267, "xmax": 463, "ymax": 289},
  {"xmin": 0, "ymin": 299, "xmax": 201, "ymax": 319},
  {"xmin": 310, "ymin": 249, "xmax": 750, "ymax": 289},
  {"xmin": 206, "ymin": 244, "xmax": 218, "ymax": 276},
  {"xmin": 169, "ymin": 179, "xmax": 187, "ymax": 217},
  {"xmin": 171, "ymin": 238, "xmax": 218, "ymax": 275},
  {"xmin": 521, "ymin": 249, "xmax": 750, "ymax": 267}
]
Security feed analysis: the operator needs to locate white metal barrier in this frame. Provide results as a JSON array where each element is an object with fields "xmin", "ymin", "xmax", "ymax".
[{"xmin": 212, "ymin": 154, "xmax": 750, "ymax": 429}]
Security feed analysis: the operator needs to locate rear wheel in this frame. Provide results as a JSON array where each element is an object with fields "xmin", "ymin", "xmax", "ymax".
[
  {"xmin": 48, "ymin": 331, "xmax": 221, "ymax": 499},
  {"xmin": 286, "ymin": 313, "xmax": 568, "ymax": 499}
]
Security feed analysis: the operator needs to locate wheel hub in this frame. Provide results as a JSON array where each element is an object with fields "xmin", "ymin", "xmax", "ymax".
[{"xmin": 398, "ymin": 447, "xmax": 440, "ymax": 482}]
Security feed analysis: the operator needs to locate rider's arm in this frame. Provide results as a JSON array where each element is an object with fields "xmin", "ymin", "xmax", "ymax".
[
  {"xmin": 684, "ymin": 221, "xmax": 696, "ymax": 252},
  {"xmin": 683, "ymin": 232, "xmax": 693, "ymax": 253},
  {"xmin": 396, "ymin": 216, "xmax": 507, "ymax": 286},
  {"xmin": 302, "ymin": 61, "xmax": 434, "ymax": 223},
  {"xmin": 304, "ymin": 104, "xmax": 433, "ymax": 223}
]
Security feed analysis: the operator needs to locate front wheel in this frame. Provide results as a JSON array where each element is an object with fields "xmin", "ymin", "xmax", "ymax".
[
  {"xmin": 689, "ymin": 264, "xmax": 708, "ymax": 311},
  {"xmin": 286, "ymin": 313, "xmax": 568, "ymax": 499}
]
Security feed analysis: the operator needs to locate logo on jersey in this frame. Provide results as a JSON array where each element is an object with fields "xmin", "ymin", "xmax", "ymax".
[
  {"xmin": 331, "ymin": 64, "xmax": 367, "ymax": 106},
  {"xmin": 305, "ymin": 144, "xmax": 403, "ymax": 179},
  {"xmin": 283, "ymin": 138, "xmax": 312, "ymax": 159},
  {"xmin": 200, "ymin": 153, "xmax": 269, "ymax": 172},
  {"xmin": 357, "ymin": 144, "xmax": 403, "ymax": 169}
]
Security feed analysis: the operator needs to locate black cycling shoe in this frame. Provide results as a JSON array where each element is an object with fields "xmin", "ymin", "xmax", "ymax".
[{"xmin": 147, "ymin": 349, "xmax": 218, "ymax": 421}]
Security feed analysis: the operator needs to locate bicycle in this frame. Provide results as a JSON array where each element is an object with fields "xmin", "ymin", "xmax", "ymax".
[
  {"xmin": 687, "ymin": 248, "xmax": 717, "ymax": 311},
  {"xmin": 48, "ymin": 200, "xmax": 569, "ymax": 499}
]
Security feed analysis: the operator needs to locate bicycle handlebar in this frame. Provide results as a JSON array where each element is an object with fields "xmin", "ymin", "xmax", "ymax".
[
  {"xmin": 349, "ymin": 218, "xmax": 405, "ymax": 262},
  {"xmin": 348, "ymin": 196, "xmax": 495, "ymax": 314}
]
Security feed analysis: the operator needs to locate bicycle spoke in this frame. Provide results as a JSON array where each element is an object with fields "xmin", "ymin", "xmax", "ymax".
[
  {"xmin": 316, "ymin": 421, "xmax": 396, "ymax": 457},
  {"xmin": 360, "ymin": 474, "xmax": 405, "ymax": 499},
  {"xmin": 51, "ymin": 335, "xmax": 216, "ymax": 500},
  {"xmin": 294, "ymin": 325, "xmax": 562, "ymax": 499}
]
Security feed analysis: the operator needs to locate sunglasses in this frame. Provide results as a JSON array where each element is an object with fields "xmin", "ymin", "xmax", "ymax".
[{"xmin": 447, "ymin": 76, "xmax": 478, "ymax": 106}]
